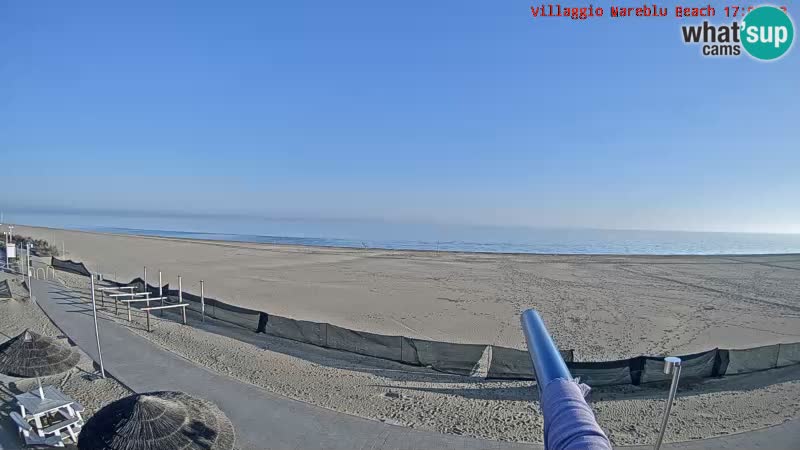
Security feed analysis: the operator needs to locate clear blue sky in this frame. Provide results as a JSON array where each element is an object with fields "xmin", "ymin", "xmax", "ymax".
[{"xmin": 1, "ymin": 1, "xmax": 798, "ymax": 233}]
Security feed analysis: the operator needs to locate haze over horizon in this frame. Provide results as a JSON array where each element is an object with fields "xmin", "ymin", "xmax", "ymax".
[
  {"xmin": 2, "ymin": 1, "xmax": 798, "ymax": 235},
  {"xmin": 3, "ymin": 206, "xmax": 799, "ymax": 236}
]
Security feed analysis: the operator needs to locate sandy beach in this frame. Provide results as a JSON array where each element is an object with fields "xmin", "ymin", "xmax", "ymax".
[
  {"xmin": 2, "ymin": 227, "xmax": 799, "ymax": 445},
  {"xmin": 45, "ymin": 269, "xmax": 800, "ymax": 444},
  {"xmin": 15, "ymin": 225, "xmax": 800, "ymax": 360}
]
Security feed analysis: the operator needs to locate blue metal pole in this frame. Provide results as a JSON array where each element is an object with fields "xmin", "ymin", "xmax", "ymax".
[
  {"xmin": 521, "ymin": 309, "xmax": 571, "ymax": 391},
  {"xmin": 522, "ymin": 310, "xmax": 612, "ymax": 450}
]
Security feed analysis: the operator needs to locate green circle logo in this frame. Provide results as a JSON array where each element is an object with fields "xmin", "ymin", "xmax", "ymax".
[{"xmin": 741, "ymin": 6, "xmax": 794, "ymax": 60}]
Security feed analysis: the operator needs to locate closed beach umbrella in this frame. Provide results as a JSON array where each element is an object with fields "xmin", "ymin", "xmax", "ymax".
[
  {"xmin": 78, "ymin": 391, "xmax": 235, "ymax": 450},
  {"xmin": 0, "ymin": 329, "xmax": 80, "ymax": 399}
]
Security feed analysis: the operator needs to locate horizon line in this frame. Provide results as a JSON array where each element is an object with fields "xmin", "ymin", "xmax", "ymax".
[{"xmin": 2, "ymin": 206, "xmax": 799, "ymax": 236}]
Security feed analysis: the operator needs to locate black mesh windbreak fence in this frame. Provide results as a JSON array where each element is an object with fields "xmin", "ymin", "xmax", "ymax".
[
  {"xmin": 0, "ymin": 280, "xmax": 11, "ymax": 298},
  {"xmin": 58, "ymin": 257, "xmax": 800, "ymax": 383},
  {"xmin": 51, "ymin": 257, "xmax": 92, "ymax": 277}
]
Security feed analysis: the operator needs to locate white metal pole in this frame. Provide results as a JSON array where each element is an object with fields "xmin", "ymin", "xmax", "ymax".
[
  {"xmin": 8, "ymin": 224, "xmax": 13, "ymax": 261},
  {"xmin": 90, "ymin": 276, "xmax": 106, "ymax": 378},
  {"xmin": 178, "ymin": 275, "xmax": 184, "ymax": 323},
  {"xmin": 37, "ymin": 376, "xmax": 45, "ymax": 400},
  {"xmin": 159, "ymin": 271, "xmax": 164, "ymax": 316},
  {"xmin": 200, "ymin": 280, "xmax": 205, "ymax": 322},
  {"xmin": 654, "ymin": 357, "xmax": 682, "ymax": 450},
  {"xmin": 26, "ymin": 243, "xmax": 31, "ymax": 299}
]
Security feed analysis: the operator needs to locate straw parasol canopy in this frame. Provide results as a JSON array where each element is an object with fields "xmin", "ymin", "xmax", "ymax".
[
  {"xmin": 0, "ymin": 329, "xmax": 80, "ymax": 398},
  {"xmin": 78, "ymin": 391, "xmax": 236, "ymax": 450}
]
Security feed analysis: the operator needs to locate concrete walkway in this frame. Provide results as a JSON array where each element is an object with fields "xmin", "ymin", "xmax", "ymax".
[{"xmin": 19, "ymin": 279, "xmax": 799, "ymax": 450}]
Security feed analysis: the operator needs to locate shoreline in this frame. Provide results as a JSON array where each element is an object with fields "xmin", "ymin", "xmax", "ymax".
[{"xmin": 11, "ymin": 223, "xmax": 800, "ymax": 258}]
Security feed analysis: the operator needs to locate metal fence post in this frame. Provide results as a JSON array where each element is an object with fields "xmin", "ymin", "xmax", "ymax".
[
  {"xmin": 144, "ymin": 266, "xmax": 149, "ymax": 307},
  {"xmin": 179, "ymin": 276, "xmax": 186, "ymax": 324},
  {"xmin": 159, "ymin": 271, "xmax": 164, "ymax": 316},
  {"xmin": 90, "ymin": 276, "xmax": 106, "ymax": 378},
  {"xmin": 200, "ymin": 280, "xmax": 205, "ymax": 322},
  {"xmin": 26, "ymin": 243, "xmax": 32, "ymax": 300},
  {"xmin": 654, "ymin": 356, "xmax": 682, "ymax": 450}
]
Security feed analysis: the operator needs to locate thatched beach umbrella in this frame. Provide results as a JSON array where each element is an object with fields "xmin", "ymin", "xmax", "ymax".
[
  {"xmin": 78, "ymin": 391, "xmax": 235, "ymax": 450},
  {"xmin": 0, "ymin": 329, "xmax": 80, "ymax": 399}
]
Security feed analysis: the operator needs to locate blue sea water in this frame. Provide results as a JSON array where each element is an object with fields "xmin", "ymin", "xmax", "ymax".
[{"xmin": 6, "ymin": 211, "xmax": 800, "ymax": 255}]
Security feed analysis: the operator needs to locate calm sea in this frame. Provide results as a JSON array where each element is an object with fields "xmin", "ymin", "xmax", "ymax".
[{"xmin": 7, "ymin": 211, "xmax": 800, "ymax": 255}]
